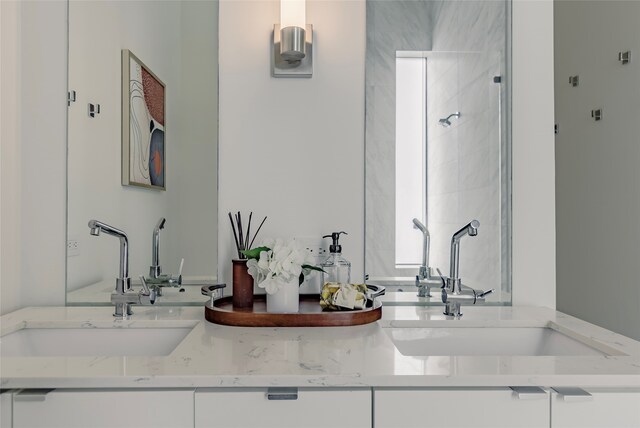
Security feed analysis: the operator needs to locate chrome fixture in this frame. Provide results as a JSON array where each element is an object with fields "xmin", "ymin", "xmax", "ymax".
[
  {"xmin": 412, "ymin": 218, "xmax": 440, "ymax": 297},
  {"xmin": 88, "ymin": 103, "xmax": 100, "ymax": 118},
  {"xmin": 591, "ymin": 108, "xmax": 603, "ymax": 121},
  {"xmin": 440, "ymin": 220, "xmax": 494, "ymax": 317},
  {"xmin": 569, "ymin": 75, "xmax": 579, "ymax": 87},
  {"xmin": 273, "ymin": 0, "xmax": 313, "ymax": 77},
  {"xmin": 88, "ymin": 220, "xmax": 156, "ymax": 317},
  {"xmin": 149, "ymin": 217, "xmax": 165, "ymax": 279},
  {"xmin": 145, "ymin": 217, "xmax": 183, "ymax": 296},
  {"xmin": 438, "ymin": 112, "xmax": 461, "ymax": 127},
  {"xmin": 618, "ymin": 50, "xmax": 631, "ymax": 65}
]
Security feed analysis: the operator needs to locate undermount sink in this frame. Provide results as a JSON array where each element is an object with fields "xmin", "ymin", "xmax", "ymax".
[
  {"xmin": 0, "ymin": 327, "xmax": 193, "ymax": 357},
  {"xmin": 385, "ymin": 327, "xmax": 608, "ymax": 356}
]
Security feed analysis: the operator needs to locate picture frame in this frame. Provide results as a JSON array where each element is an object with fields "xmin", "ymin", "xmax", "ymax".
[{"xmin": 121, "ymin": 49, "xmax": 166, "ymax": 190}]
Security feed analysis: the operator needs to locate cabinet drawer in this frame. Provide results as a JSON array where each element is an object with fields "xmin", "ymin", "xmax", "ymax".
[
  {"xmin": 195, "ymin": 388, "xmax": 371, "ymax": 428},
  {"xmin": 551, "ymin": 388, "xmax": 640, "ymax": 428},
  {"xmin": 13, "ymin": 389, "xmax": 194, "ymax": 428},
  {"xmin": 1, "ymin": 391, "xmax": 12, "ymax": 428},
  {"xmin": 375, "ymin": 388, "xmax": 550, "ymax": 428}
]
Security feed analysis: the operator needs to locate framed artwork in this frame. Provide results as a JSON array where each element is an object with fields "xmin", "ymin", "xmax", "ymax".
[{"xmin": 121, "ymin": 49, "xmax": 166, "ymax": 190}]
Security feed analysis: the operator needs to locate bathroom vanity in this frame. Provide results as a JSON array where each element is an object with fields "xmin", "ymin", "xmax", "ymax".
[{"xmin": 2, "ymin": 306, "xmax": 639, "ymax": 428}]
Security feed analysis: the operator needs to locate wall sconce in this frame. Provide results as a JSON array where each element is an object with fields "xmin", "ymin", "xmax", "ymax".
[{"xmin": 272, "ymin": 0, "xmax": 313, "ymax": 78}]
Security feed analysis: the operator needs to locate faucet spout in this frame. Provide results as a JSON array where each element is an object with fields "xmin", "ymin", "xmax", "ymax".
[
  {"xmin": 88, "ymin": 219, "xmax": 129, "ymax": 288},
  {"xmin": 441, "ymin": 219, "xmax": 489, "ymax": 317},
  {"xmin": 412, "ymin": 218, "xmax": 430, "ymax": 276},
  {"xmin": 449, "ymin": 219, "xmax": 480, "ymax": 281},
  {"xmin": 150, "ymin": 217, "xmax": 166, "ymax": 278}
]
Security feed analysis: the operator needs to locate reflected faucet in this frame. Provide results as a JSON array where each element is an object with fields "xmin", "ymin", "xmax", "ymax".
[
  {"xmin": 88, "ymin": 219, "xmax": 155, "ymax": 317},
  {"xmin": 440, "ymin": 220, "xmax": 493, "ymax": 317},
  {"xmin": 149, "ymin": 217, "xmax": 166, "ymax": 279},
  {"xmin": 412, "ymin": 218, "xmax": 439, "ymax": 297},
  {"xmin": 145, "ymin": 217, "xmax": 183, "ymax": 296}
]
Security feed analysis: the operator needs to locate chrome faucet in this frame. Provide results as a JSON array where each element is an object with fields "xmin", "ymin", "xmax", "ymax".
[
  {"xmin": 149, "ymin": 217, "xmax": 165, "ymax": 279},
  {"xmin": 88, "ymin": 220, "xmax": 156, "ymax": 317},
  {"xmin": 145, "ymin": 217, "xmax": 182, "ymax": 296},
  {"xmin": 412, "ymin": 218, "xmax": 440, "ymax": 297},
  {"xmin": 440, "ymin": 220, "xmax": 493, "ymax": 317}
]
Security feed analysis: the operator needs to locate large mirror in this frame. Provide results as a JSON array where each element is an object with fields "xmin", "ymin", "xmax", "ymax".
[
  {"xmin": 365, "ymin": 0, "xmax": 511, "ymax": 304},
  {"xmin": 66, "ymin": 1, "xmax": 219, "ymax": 305}
]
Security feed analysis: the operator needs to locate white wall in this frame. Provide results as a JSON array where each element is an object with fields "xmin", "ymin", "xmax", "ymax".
[
  {"xmin": 555, "ymin": 1, "xmax": 640, "ymax": 340},
  {"xmin": 1, "ymin": 0, "xmax": 556, "ymax": 313},
  {"xmin": 0, "ymin": 0, "xmax": 23, "ymax": 314},
  {"xmin": 511, "ymin": 0, "xmax": 556, "ymax": 308},
  {"xmin": 217, "ymin": 0, "xmax": 366, "ymax": 286},
  {"xmin": 67, "ymin": 1, "xmax": 219, "ymax": 291},
  {"xmin": 66, "ymin": 1, "xmax": 183, "ymax": 290},
  {"xmin": 1, "ymin": 0, "xmax": 68, "ymax": 314},
  {"xmin": 171, "ymin": 1, "xmax": 219, "ymax": 281}
]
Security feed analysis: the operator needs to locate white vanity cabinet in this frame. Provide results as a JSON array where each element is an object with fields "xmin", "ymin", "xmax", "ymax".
[
  {"xmin": 374, "ymin": 388, "xmax": 550, "ymax": 428},
  {"xmin": 1, "ymin": 391, "xmax": 13, "ymax": 428},
  {"xmin": 194, "ymin": 388, "xmax": 371, "ymax": 428},
  {"xmin": 11, "ymin": 389, "xmax": 194, "ymax": 428},
  {"xmin": 550, "ymin": 388, "xmax": 640, "ymax": 427}
]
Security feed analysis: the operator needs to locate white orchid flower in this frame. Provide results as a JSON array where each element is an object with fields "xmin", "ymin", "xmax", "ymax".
[{"xmin": 244, "ymin": 238, "xmax": 318, "ymax": 293}]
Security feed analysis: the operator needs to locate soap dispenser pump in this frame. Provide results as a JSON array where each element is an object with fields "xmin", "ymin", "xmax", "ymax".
[{"xmin": 321, "ymin": 231, "xmax": 351, "ymax": 285}]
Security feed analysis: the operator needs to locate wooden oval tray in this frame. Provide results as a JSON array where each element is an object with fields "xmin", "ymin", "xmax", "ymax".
[{"xmin": 204, "ymin": 294, "xmax": 382, "ymax": 327}]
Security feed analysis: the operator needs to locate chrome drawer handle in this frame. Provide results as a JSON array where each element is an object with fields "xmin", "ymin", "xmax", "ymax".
[
  {"xmin": 266, "ymin": 387, "xmax": 298, "ymax": 401},
  {"xmin": 510, "ymin": 386, "xmax": 547, "ymax": 400},
  {"xmin": 552, "ymin": 387, "xmax": 593, "ymax": 402},
  {"xmin": 14, "ymin": 389, "xmax": 55, "ymax": 402}
]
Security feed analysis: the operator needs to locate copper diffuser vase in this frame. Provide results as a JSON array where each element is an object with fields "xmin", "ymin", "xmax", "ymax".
[{"xmin": 232, "ymin": 259, "xmax": 254, "ymax": 309}]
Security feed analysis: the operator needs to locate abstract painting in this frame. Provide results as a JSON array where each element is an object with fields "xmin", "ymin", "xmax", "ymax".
[{"xmin": 122, "ymin": 49, "xmax": 165, "ymax": 190}]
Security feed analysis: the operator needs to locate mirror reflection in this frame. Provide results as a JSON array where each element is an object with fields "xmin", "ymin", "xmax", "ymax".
[
  {"xmin": 66, "ymin": 1, "xmax": 219, "ymax": 305},
  {"xmin": 364, "ymin": 0, "xmax": 511, "ymax": 304}
]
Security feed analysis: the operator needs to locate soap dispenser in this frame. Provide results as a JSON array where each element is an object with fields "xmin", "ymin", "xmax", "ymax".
[{"xmin": 321, "ymin": 231, "xmax": 351, "ymax": 285}]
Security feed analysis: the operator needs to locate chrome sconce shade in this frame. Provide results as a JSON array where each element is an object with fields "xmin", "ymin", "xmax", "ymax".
[
  {"xmin": 273, "ymin": 24, "xmax": 313, "ymax": 77},
  {"xmin": 273, "ymin": 0, "xmax": 312, "ymax": 77},
  {"xmin": 280, "ymin": 26, "xmax": 306, "ymax": 62}
]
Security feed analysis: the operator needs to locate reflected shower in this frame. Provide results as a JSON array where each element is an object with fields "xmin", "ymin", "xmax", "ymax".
[{"xmin": 438, "ymin": 112, "xmax": 461, "ymax": 127}]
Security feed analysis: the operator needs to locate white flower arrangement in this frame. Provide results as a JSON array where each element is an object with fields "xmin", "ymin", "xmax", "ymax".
[{"xmin": 243, "ymin": 238, "xmax": 323, "ymax": 295}]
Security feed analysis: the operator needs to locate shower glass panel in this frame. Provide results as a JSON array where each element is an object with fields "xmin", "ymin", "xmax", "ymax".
[{"xmin": 367, "ymin": 50, "xmax": 510, "ymax": 304}]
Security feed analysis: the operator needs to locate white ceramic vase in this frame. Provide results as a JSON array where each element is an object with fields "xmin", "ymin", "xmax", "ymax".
[{"xmin": 266, "ymin": 277, "xmax": 299, "ymax": 313}]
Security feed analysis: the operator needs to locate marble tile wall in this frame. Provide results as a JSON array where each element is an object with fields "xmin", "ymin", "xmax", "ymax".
[
  {"xmin": 365, "ymin": 0, "xmax": 509, "ymax": 299},
  {"xmin": 365, "ymin": 1, "xmax": 435, "ymax": 279}
]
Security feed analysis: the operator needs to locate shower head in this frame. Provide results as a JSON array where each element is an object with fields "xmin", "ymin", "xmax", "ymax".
[
  {"xmin": 438, "ymin": 112, "xmax": 461, "ymax": 127},
  {"xmin": 412, "ymin": 218, "xmax": 428, "ymax": 234}
]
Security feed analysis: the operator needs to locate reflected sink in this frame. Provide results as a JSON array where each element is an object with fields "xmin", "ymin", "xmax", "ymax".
[
  {"xmin": 385, "ymin": 327, "xmax": 608, "ymax": 356},
  {"xmin": 0, "ymin": 327, "xmax": 193, "ymax": 357}
]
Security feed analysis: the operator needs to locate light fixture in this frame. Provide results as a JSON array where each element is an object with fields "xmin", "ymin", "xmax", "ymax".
[{"xmin": 272, "ymin": 0, "xmax": 313, "ymax": 78}]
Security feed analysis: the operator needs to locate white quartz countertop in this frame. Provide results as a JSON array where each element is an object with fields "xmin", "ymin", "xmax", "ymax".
[{"xmin": 2, "ymin": 305, "xmax": 640, "ymax": 389}]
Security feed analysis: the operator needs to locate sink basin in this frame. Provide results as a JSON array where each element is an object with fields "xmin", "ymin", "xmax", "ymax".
[
  {"xmin": 385, "ymin": 327, "xmax": 608, "ymax": 356},
  {"xmin": 0, "ymin": 327, "xmax": 193, "ymax": 357}
]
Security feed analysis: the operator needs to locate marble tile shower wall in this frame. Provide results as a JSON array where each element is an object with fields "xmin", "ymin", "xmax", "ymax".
[
  {"xmin": 365, "ymin": 0, "xmax": 508, "ymax": 298},
  {"xmin": 366, "ymin": 0, "xmax": 435, "ymax": 279},
  {"xmin": 428, "ymin": 1, "xmax": 508, "ymax": 294}
]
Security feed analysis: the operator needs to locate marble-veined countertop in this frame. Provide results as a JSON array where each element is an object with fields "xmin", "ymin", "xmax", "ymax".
[{"xmin": 1, "ymin": 305, "xmax": 640, "ymax": 389}]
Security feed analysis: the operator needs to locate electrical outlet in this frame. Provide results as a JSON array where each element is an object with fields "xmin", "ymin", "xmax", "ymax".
[
  {"xmin": 293, "ymin": 237, "xmax": 327, "ymax": 264},
  {"xmin": 294, "ymin": 237, "xmax": 328, "ymax": 293},
  {"xmin": 67, "ymin": 237, "xmax": 80, "ymax": 257}
]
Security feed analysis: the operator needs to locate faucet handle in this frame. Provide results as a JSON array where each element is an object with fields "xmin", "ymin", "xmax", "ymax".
[
  {"xmin": 178, "ymin": 258, "xmax": 184, "ymax": 277},
  {"xmin": 475, "ymin": 288, "xmax": 494, "ymax": 304},
  {"xmin": 477, "ymin": 289, "xmax": 494, "ymax": 298},
  {"xmin": 436, "ymin": 268, "xmax": 446, "ymax": 289},
  {"xmin": 171, "ymin": 258, "xmax": 184, "ymax": 286},
  {"xmin": 139, "ymin": 275, "xmax": 156, "ymax": 304}
]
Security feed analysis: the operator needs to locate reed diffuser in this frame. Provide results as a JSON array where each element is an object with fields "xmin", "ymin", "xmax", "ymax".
[
  {"xmin": 228, "ymin": 211, "xmax": 267, "ymax": 309},
  {"xmin": 228, "ymin": 211, "xmax": 267, "ymax": 260}
]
